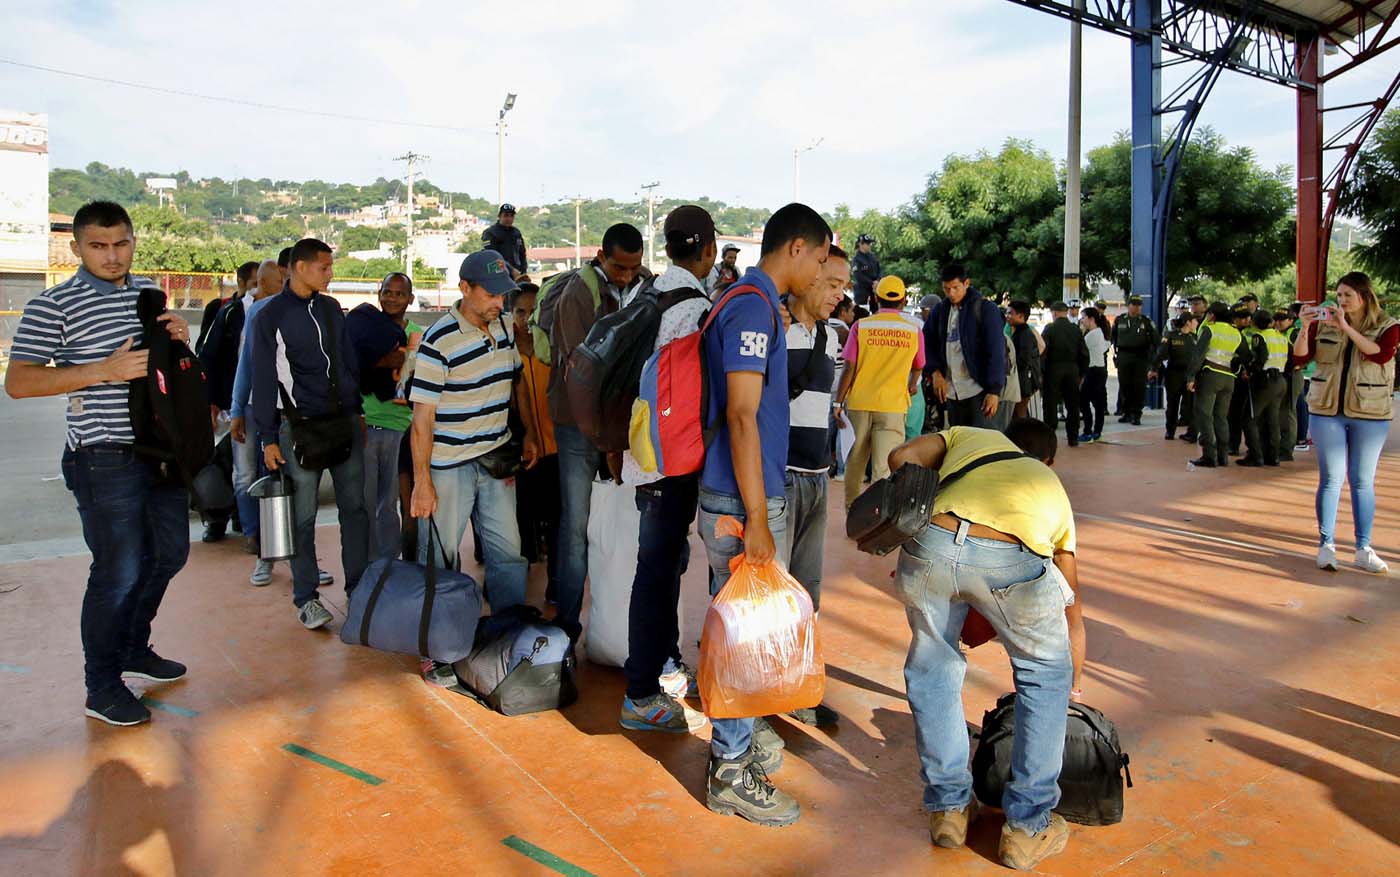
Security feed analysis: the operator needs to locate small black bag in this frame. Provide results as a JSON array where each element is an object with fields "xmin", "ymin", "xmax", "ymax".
[
  {"xmin": 972, "ymin": 692, "xmax": 1133, "ymax": 826},
  {"xmin": 449, "ymin": 605, "xmax": 578, "ymax": 716},
  {"xmin": 278, "ymin": 297, "xmax": 354, "ymax": 471}
]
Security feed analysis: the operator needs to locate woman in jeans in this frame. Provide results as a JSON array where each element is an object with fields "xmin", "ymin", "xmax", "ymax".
[
  {"xmin": 1293, "ymin": 272, "xmax": 1398, "ymax": 573},
  {"xmin": 1078, "ymin": 307, "xmax": 1110, "ymax": 442}
]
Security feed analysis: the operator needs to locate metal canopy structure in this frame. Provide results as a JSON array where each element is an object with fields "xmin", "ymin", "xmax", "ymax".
[{"xmin": 1007, "ymin": 0, "xmax": 1400, "ymax": 332}]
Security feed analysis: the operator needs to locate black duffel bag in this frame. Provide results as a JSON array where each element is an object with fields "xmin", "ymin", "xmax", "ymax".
[
  {"xmin": 341, "ymin": 519, "xmax": 482, "ymax": 663},
  {"xmin": 972, "ymin": 692, "xmax": 1133, "ymax": 826}
]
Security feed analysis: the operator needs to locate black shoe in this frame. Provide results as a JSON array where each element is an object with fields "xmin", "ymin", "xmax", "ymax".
[
  {"xmin": 1117, "ymin": 415, "xmax": 1132, "ymax": 424},
  {"xmin": 789, "ymin": 703, "xmax": 840, "ymax": 727},
  {"xmin": 1189, "ymin": 457, "xmax": 1217, "ymax": 468},
  {"xmin": 1131, "ymin": 416, "xmax": 1142, "ymax": 425},
  {"xmin": 1180, "ymin": 433, "xmax": 1197, "ymax": 442},
  {"xmin": 201, "ymin": 520, "xmax": 227, "ymax": 543},
  {"xmin": 1235, "ymin": 456, "xmax": 1263, "ymax": 467},
  {"xmin": 1217, "ymin": 456, "xmax": 1229, "ymax": 467},
  {"xmin": 1164, "ymin": 432, "xmax": 1175, "ymax": 441},
  {"xmin": 1264, "ymin": 459, "xmax": 1280, "ymax": 467},
  {"xmin": 121, "ymin": 648, "xmax": 188, "ymax": 683},
  {"xmin": 1067, "ymin": 438, "xmax": 1079, "ymax": 448},
  {"xmin": 85, "ymin": 687, "xmax": 151, "ymax": 726}
]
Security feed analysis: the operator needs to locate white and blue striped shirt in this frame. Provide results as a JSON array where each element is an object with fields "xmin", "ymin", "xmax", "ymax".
[{"xmin": 11, "ymin": 268, "xmax": 156, "ymax": 449}]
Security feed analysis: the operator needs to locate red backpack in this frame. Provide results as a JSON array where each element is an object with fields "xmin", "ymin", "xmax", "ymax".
[{"xmin": 628, "ymin": 283, "xmax": 776, "ymax": 477}]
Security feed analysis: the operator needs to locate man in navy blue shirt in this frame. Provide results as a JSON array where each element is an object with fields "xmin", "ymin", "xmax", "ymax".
[{"xmin": 698, "ymin": 203, "xmax": 831, "ymax": 827}]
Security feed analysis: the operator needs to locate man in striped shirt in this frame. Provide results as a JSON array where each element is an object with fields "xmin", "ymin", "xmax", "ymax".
[
  {"xmin": 409, "ymin": 251, "xmax": 538, "ymax": 612},
  {"xmin": 5, "ymin": 200, "xmax": 193, "ymax": 727}
]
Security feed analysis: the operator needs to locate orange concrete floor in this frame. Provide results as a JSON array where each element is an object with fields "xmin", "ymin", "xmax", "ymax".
[{"xmin": 1, "ymin": 422, "xmax": 1398, "ymax": 876}]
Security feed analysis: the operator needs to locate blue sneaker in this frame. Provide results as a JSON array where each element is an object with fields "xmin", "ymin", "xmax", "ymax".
[
  {"xmin": 1077, "ymin": 433, "xmax": 1096, "ymax": 444},
  {"xmin": 620, "ymin": 693, "xmax": 690, "ymax": 733}
]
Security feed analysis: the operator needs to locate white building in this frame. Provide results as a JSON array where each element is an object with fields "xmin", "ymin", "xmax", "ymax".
[{"xmin": 0, "ymin": 109, "xmax": 49, "ymax": 316}]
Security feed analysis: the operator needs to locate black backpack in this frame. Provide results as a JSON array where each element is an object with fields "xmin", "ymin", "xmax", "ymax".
[
  {"xmin": 971, "ymin": 692, "xmax": 1133, "ymax": 826},
  {"xmin": 129, "ymin": 288, "xmax": 229, "ymax": 511},
  {"xmin": 448, "ymin": 605, "xmax": 579, "ymax": 716},
  {"xmin": 564, "ymin": 279, "xmax": 706, "ymax": 453}
]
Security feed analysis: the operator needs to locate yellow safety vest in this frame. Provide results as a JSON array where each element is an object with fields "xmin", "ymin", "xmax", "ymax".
[
  {"xmin": 1203, "ymin": 323, "xmax": 1242, "ymax": 375},
  {"xmin": 1262, "ymin": 328, "xmax": 1289, "ymax": 373}
]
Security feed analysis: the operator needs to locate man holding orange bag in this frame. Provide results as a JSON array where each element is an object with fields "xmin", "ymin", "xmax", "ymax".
[
  {"xmin": 887, "ymin": 419, "xmax": 1086, "ymax": 871},
  {"xmin": 696, "ymin": 204, "xmax": 831, "ymax": 827}
]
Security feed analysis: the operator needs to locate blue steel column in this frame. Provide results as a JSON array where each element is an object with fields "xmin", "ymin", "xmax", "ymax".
[{"xmin": 1130, "ymin": 0, "xmax": 1162, "ymax": 325}]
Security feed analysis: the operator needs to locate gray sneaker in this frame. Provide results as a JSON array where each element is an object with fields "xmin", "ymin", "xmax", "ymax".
[
  {"xmin": 317, "ymin": 569, "xmax": 334, "ymax": 586},
  {"xmin": 298, "ymin": 599, "xmax": 333, "ymax": 630},
  {"xmin": 753, "ymin": 715, "xmax": 786, "ymax": 751},
  {"xmin": 706, "ymin": 753, "xmax": 799, "ymax": 826},
  {"xmin": 250, "ymin": 559, "xmax": 274, "ymax": 586},
  {"xmin": 620, "ymin": 693, "xmax": 690, "ymax": 733}
]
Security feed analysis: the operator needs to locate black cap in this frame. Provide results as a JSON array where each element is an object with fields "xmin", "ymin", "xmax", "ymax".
[
  {"xmin": 1128, "ymin": 295, "xmax": 1143, "ymax": 305},
  {"xmin": 662, "ymin": 205, "xmax": 716, "ymax": 249},
  {"xmin": 1187, "ymin": 294, "xmax": 1206, "ymax": 303},
  {"xmin": 721, "ymin": 243, "xmax": 740, "ymax": 255},
  {"xmin": 856, "ymin": 234, "xmax": 875, "ymax": 245},
  {"xmin": 498, "ymin": 203, "xmax": 516, "ymax": 215},
  {"xmin": 1239, "ymin": 292, "xmax": 1258, "ymax": 302}
]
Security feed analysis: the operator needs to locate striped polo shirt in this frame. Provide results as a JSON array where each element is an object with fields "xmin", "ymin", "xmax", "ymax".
[
  {"xmin": 786, "ymin": 319, "xmax": 839, "ymax": 472},
  {"xmin": 11, "ymin": 268, "xmax": 156, "ymax": 448},
  {"xmin": 409, "ymin": 303, "xmax": 521, "ymax": 470}
]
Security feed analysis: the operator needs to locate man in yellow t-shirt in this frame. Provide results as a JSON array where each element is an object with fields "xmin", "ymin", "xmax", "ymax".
[
  {"xmin": 834, "ymin": 275, "xmax": 925, "ymax": 508},
  {"xmin": 886, "ymin": 419, "xmax": 1084, "ymax": 871}
]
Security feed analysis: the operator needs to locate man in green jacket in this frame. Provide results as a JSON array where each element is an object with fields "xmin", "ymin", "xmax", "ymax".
[{"xmin": 1111, "ymin": 295, "xmax": 1157, "ymax": 425}]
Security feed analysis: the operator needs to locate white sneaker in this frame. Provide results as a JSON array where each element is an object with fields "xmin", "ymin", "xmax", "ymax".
[
  {"xmin": 1317, "ymin": 543, "xmax": 1338, "ymax": 571},
  {"xmin": 1355, "ymin": 547, "xmax": 1389, "ymax": 574},
  {"xmin": 298, "ymin": 599, "xmax": 333, "ymax": 630},
  {"xmin": 250, "ymin": 559, "xmax": 274, "ymax": 586},
  {"xmin": 1294, "ymin": 442, "xmax": 1310, "ymax": 453},
  {"xmin": 317, "ymin": 569, "xmax": 334, "ymax": 586}
]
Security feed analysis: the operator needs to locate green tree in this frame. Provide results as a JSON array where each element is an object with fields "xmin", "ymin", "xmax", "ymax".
[
  {"xmin": 1340, "ymin": 108, "xmax": 1400, "ymax": 286},
  {"xmin": 340, "ymin": 224, "xmax": 407, "ymax": 252},
  {"xmin": 1080, "ymin": 129, "xmax": 1294, "ymax": 292}
]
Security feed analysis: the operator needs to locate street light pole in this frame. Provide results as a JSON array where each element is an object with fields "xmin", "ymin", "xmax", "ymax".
[
  {"xmin": 640, "ymin": 181, "xmax": 660, "ymax": 270},
  {"xmin": 573, "ymin": 198, "xmax": 583, "ymax": 268},
  {"xmin": 394, "ymin": 151, "xmax": 428, "ymax": 274},
  {"xmin": 497, "ymin": 93, "xmax": 517, "ymax": 205},
  {"xmin": 793, "ymin": 137, "xmax": 824, "ymax": 201},
  {"xmin": 1062, "ymin": 0, "xmax": 1084, "ymax": 307}
]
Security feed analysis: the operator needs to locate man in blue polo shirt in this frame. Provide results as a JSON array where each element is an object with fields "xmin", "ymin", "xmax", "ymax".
[
  {"xmin": 698, "ymin": 203, "xmax": 831, "ymax": 827},
  {"xmin": 6, "ymin": 200, "xmax": 192, "ymax": 727}
]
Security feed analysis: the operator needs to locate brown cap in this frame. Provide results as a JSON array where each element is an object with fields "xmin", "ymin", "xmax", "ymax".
[{"xmin": 663, "ymin": 205, "xmax": 716, "ymax": 249}]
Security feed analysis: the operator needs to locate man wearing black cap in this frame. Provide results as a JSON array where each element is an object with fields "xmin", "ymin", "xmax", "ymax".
[
  {"xmin": 1040, "ymin": 301, "xmax": 1088, "ymax": 447},
  {"xmin": 1111, "ymin": 295, "xmax": 1156, "ymax": 425},
  {"xmin": 851, "ymin": 234, "xmax": 881, "ymax": 308},
  {"xmin": 482, "ymin": 204, "xmax": 528, "ymax": 280},
  {"xmin": 1226, "ymin": 305, "xmax": 1258, "ymax": 456},
  {"xmin": 706, "ymin": 243, "xmax": 742, "ymax": 296}
]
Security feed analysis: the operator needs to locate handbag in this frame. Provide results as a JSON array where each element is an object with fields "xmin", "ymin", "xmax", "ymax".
[{"xmin": 278, "ymin": 296, "xmax": 354, "ymax": 471}]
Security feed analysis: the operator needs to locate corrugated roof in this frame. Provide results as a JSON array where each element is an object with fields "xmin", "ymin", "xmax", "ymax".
[{"xmin": 1266, "ymin": 0, "xmax": 1398, "ymax": 40}]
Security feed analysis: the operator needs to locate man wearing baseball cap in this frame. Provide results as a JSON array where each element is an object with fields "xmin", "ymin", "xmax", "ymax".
[
  {"xmin": 705, "ymin": 243, "xmax": 743, "ymax": 296},
  {"xmin": 482, "ymin": 204, "xmax": 528, "ymax": 280},
  {"xmin": 833, "ymin": 274, "xmax": 925, "ymax": 508},
  {"xmin": 851, "ymin": 234, "xmax": 881, "ymax": 308},
  {"xmin": 408, "ymin": 250, "xmax": 537, "ymax": 613}
]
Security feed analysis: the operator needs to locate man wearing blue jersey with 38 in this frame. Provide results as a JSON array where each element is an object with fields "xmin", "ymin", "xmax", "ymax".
[{"xmin": 6, "ymin": 201, "xmax": 192, "ymax": 727}]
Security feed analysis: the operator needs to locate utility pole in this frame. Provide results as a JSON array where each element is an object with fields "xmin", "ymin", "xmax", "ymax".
[
  {"xmin": 1062, "ymin": 0, "xmax": 1084, "ymax": 308},
  {"xmin": 793, "ymin": 137, "xmax": 823, "ymax": 201},
  {"xmin": 497, "ymin": 93, "xmax": 517, "ymax": 205},
  {"xmin": 640, "ymin": 182, "xmax": 660, "ymax": 270},
  {"xmin": 573, "ymin": 198, "xmax": 583, "ymax": 269},
  {"xmin": 394, "ymin": 151, "xmax": 428, "ymax": 274}
]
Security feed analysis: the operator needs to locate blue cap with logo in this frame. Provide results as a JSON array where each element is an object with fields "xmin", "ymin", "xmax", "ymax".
[{"xmin": 459, "ymin": 250, "xmax": 519, "ymax": 295}]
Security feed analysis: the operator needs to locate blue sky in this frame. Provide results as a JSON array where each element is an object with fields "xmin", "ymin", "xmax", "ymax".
[{"xmin": 2, "ymin": 0, "xmax": 1394, "ymax": 213}]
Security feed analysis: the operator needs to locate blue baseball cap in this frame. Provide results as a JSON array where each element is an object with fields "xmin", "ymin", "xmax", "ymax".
[{"xmin": 459, "ymin": 250, "xmax": 518, "ymax": 295}]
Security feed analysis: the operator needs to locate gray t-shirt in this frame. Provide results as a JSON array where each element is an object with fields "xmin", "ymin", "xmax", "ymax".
[{"xmin": 946, "ymin": 304, "xmax": 985, "ymax": 400}]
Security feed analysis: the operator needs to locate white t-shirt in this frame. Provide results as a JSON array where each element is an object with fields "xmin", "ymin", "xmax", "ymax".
[{"xmin": 1085, "ymin": 327, "xmax": 1110, "ymax": 369}]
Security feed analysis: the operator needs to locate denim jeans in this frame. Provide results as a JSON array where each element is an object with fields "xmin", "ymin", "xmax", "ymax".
[
  {"xmin": 363, "ymin": 426, "xmax": 406, "ymax": 562},
  {"xmin": 1311, "ymin": 414, "xmax": 1391, "ymax": 549},
  {"xmin": 622, "ymin": 475, "xmax": 698, "ymax": 700},
  {"xmin": 232, "ymin": 434, "xmax": 260, "ymax": 542},
  {"xmin": 426, "ymin": 460, "xmax": 527, "ymax": 612},
  {"xmin": 947, "ymin": 392, "xmax": 998, "ymax": 429},
  {"xmin": 895, "ymin": 521, "xmax": 1073, "ymax": 835},
  {"xmin": 278, "ymin": 420, "xmax": 369, "ymax": 608},
  {"xmin": 784, "ymin": 470, "xmax": 827, "ymax": 612},
  {"xmin": 554, "ymin": 423, "xmax": 604, "ymax": 637},
  {"xmin": 697, "ymin": 488, "xmax": 788, "ymax": 759},
  {"xmin": 62, "ymin": 445, "xmax": 191, "ymax": 697}
]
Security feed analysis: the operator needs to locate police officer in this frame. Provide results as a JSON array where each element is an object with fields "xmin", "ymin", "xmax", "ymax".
[
  {"xmin": 1150, "ymin": 314, "xmax": 1197, "ymax": 441},
  {"xmin": 1187, "ymin": 303, "xmax": 1249, "ymax": 468},
  {"xmin": 1275, "ymin": 308, "xmax": 1301, "ymax": 461},
  {"xmin": 1236, "ymin": 309, "xmax": 1290, "ymax": 467},
  {"xmin": 1040, "ymin": 300, "xmax": 1089, "ymax": 448},
  {"xmin": 1225, "ymin": 305, "xmax": 1256, "ymax": 456},
  {"xmin": 851, "ymin": 234, "xmax": 881, "ymax": 308},
  {"xmin": 481, "ymin": 203, "xmax": 528, "ymax": 279},
  {"xmin": 1111, "ymin": 295, "xmax": 1156, "ymax": 425}
]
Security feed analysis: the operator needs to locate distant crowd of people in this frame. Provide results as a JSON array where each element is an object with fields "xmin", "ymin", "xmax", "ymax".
[{"xmin": 5, "ymin": 197, "xmax": 1394, "ymax": 872}]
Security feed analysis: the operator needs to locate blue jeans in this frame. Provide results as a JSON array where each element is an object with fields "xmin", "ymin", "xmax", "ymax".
[
  {"xmin": 697, "ymin": 488, "xmax": 788, "ymax": 760},
  {"xmin": 232, "ymin": 434, "xmax": 260, "ymax": 542},
  {"xmin": 554, "ymin": 423, "xmax": 604, "ymax": 638},
  {"xmin": 62, "ymin": 445, "xmax": 191, "ymax": 697},
  {"xmin": 363, "ymin": 426, "xmax": 406, "ymax": 562},
  {"xmin": 784, "ymin": 470, "xmax": 827, "ymax": 612},
  {"xmin": 426, "ymin": 460, "xmax": 527, "ymax": 612},
  {"xmin": 895, "ymin": 521, "xmax": 1073, "ymax": 835},
  {"xmin": 623, "ymin": 475, "xmax": 698, "ymax": 700},
  {"xmin": 278, "ymin": 420, "xmax": 369, "ymax": 608},
  {"xmin": 1311, "ymin": 414, "xmax": 1390, "ymax": 549}
]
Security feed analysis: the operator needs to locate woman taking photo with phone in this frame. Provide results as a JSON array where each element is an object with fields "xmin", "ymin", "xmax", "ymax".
[{"xmin": 1293, "ymin": 272, "xmax": 1398, "ymax": 573}]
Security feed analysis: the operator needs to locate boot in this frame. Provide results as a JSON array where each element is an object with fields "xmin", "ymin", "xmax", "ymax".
[
  {"xmin": 1189, "ymin": 456, "xmax": 1217, "ymax": 468},
  {"xmin": 999, "ymin": 814, "xmax": 1069, "ymax": 871},
  {"xmin": 706, "ymin": 753, "xmax": 800, "ymax": 826}
]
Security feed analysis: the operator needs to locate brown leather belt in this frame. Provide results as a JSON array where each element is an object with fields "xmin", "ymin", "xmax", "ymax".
[{"xmin": 931, "ymin": 513, "xmax": 1023, "ymax": 546}]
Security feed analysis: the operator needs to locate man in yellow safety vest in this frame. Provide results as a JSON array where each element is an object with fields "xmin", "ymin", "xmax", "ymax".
[{"xmin": 1186, "ymin": 303, "xmax": 1250, "ymax": 468}]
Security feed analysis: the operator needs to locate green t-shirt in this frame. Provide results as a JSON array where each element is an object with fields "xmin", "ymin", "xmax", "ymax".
[{"xmin": 363, "ymin": 319, "xmax": 423, "ymax": 432}]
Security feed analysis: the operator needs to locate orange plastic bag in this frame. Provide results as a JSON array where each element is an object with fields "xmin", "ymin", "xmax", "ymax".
[{"xmin": 697, "ymin": 516, "xmax": 825, "ymax": 719}]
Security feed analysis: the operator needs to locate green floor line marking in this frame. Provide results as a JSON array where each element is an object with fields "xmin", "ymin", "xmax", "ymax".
[
  {"xmin": 502, "ymin": 836, "xmax": 596, "ymax": 877},
  {"xmin": 140, "ymin": 696, "xmax": 199, "ymax": 717},
  {"xmin": 0, "ymin": 663, "xmax": 30, "ymax": 673},
  {"xmin": 281, "ymin": 743, "xmax": 384, "ymax": 786}
]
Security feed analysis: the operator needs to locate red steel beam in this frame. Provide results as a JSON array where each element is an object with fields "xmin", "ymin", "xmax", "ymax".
[{"xmin": 1296, "ymin": 32, "xmax": 1325, "ymax": 304}]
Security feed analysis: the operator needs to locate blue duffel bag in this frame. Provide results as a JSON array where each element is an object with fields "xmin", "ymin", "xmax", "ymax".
[{"xmin": 341, "ymin": 519, "xmax": 482, "ymax": 663}]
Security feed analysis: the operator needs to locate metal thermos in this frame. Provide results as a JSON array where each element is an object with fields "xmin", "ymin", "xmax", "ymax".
[{"xmin": 249, "ymin": 471, "xmax": 295, "ymax": 561}]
